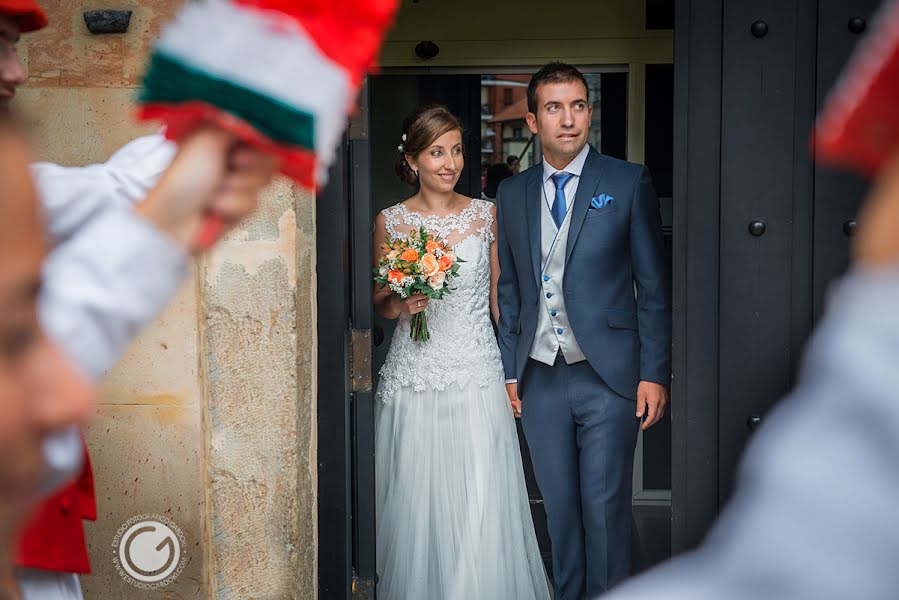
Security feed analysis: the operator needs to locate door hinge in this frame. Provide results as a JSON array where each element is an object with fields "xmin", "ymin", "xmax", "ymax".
[
  {"xmin": 350, "ymin": 329, "xmax": 372, "ymax": 393},
  {"xmin": 352, "ymin": 573, "xmax": 376, "ymax": 599}
]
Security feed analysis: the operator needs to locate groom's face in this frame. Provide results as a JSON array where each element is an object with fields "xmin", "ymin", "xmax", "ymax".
[{"xmin": 526, "ymin": 80, "xmax": 592, "ymax": 167}]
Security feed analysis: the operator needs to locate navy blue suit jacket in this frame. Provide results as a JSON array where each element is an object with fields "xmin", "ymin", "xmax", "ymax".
[{"xmin": 495, "ymin": 147, "xmax": 671, "ymax": 400}]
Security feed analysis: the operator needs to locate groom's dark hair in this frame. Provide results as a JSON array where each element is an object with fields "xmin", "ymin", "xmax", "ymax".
[{"xmin": 527, "ymin": 62, "xmax": 590, "ymax": 115}]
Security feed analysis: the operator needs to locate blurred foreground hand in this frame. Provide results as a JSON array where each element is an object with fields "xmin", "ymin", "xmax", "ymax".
[
  {"xmin": 856, "ymin": 150, "xmax": 899, "ymax": 267},
  {"xmin": 136, "ymin": 128, "xmax": 280, "ymax": 254}
]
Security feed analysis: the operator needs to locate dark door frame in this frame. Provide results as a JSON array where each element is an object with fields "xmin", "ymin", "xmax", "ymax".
[
  {"xmin": 320, "ymin": 57, "xmax": 700, "ymax": 599},
  {"xmin": 317, "ymin": 142, "xmax": 353, "ymax": 598},
  {"xmin": 670, "ymin": 0, "xmax": 870, "ymax": 550},
  {"xmin": 670, "ymin": 0, "xmax": 722, "ymax": 551},
  {"xmin": 317, "ymin": 83, "xmax": 379, "ymax": 599}
]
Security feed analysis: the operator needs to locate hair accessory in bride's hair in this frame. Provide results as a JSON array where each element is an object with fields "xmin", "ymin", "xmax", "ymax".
[{"xmin": 398, "ymin": 133, "xmax": 407, "ymax": 152}]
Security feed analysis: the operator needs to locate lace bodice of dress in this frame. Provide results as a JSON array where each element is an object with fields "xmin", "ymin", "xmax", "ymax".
[{"xmin": 377, "ymin": 198, "xmax": 505, "ymax": 403}]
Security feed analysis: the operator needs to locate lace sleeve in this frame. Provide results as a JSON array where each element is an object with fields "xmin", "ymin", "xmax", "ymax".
[
  {"xmin": 381, "ymin": 205, "xmax": 402, "ymax": 240},
  {"xmin": 475, "ymin": 199, "xmax": 496, "ymax": 244}
]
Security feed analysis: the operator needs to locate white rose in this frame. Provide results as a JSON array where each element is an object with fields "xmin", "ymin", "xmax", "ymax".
[
  {"xmin": 379, "ymin": 266, "xmax": 387, "ymax": 277},
  {"xmin": 428, "ymin": 271, "xmax": 446, "ymax": 290}
]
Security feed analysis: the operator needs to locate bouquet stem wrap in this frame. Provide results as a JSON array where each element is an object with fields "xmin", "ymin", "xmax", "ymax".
[{"xmin": 410, "ymin": 312, "xmax": 429, "ymax": 343}]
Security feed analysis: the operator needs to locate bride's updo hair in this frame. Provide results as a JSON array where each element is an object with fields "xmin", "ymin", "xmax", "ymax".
[{"xmin": 395, "ymin": 104, "xmax": 464, "ymax": 187}]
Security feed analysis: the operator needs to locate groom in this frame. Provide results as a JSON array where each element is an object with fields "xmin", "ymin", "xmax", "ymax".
[{"xmin": 496, "ymin": 62, "xmax": 671, "ymax": 598}]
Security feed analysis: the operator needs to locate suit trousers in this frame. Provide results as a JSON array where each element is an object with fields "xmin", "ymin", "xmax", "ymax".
[{"xmin": 521, "ymin": 357, "xmax": 639, "ymax": 600}]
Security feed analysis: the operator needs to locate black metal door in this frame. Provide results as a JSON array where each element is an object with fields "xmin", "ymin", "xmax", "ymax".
[
  {"xmin": 674, "ymin": 0, "xmax": 884, "ymax": 552},
  {"xmin": 717, "ymin": 0, "xmax": 881, "ymax": 502},
  {"xmin": 716, "ymin": 0, "xmax": 819, "ymax": 504}
]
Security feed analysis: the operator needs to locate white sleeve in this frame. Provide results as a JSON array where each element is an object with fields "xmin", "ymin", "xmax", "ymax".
[
  {"xmin": 607, "ymin": 266, "xmax": 899, "ymax": 600},
  {"xmin": 37, "ymin": 209, "xmax": 188, "ymax": 496},
  {"xmin": 33, "ymin": 137, "xmax": 185, "ymax": 498},
  {"xmin": 33, "ymin": 133, "xmax": 177, "ymax": 245},
  {"xmin": 39, "ymin": 208, "xmax": 189, "ymax": 381}
]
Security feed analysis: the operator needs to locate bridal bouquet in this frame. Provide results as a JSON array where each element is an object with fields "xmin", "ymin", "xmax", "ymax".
[{"xmin": 373, "ymin": 227, "xmax": 462, "ymax": 342}]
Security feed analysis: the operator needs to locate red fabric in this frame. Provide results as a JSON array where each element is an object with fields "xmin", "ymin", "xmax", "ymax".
[
  {"xmin": 233, "ymin": 0, "xmax": 399, "ymax": 85},
  {"xmin": 814, "ymin": 0, "xmax": 899, "ymax": 174},
  {"xmin": 138, "ymin": 101, "xmax": 318, "ymax": 188},
  {"xmin": 16, "ymin": 436, "xmax": 95, "ymax": 574},
  {"xmin": 0, "ymin": 0, "xmax": 48, "ymax": 32}
]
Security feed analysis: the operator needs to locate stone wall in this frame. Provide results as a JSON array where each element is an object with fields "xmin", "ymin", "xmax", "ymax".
[{"xmin": 17, "ymin": 2, "xmax": 316, "ymax": 598}]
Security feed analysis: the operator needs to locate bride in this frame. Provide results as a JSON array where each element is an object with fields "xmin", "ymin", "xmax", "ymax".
[{"xmin": 372, "ymin": 104, "xmax": 551, "ymax": 600}]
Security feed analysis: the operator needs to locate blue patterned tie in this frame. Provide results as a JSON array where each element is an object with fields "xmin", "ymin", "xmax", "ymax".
[{"xmin": 551, "ymin": 171, "xmax": 573, "ymax": 228}]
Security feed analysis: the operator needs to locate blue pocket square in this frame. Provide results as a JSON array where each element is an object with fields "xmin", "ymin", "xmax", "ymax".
[{"xmin": 590, "ymin": 194, "xmax": 615, "ymax": 209}]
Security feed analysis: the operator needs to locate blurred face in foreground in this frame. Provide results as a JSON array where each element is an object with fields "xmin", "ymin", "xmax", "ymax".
[
  {"xmin": 0, "ymin": 16, "xmax": 26, "ymax": 110},
  {"xmin": 0, "ymin": 125, "xmax": 94, "ymax": 544}
]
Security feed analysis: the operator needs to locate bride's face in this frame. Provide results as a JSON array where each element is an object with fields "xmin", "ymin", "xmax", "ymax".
[{"xmin": 407, "ymin": 129, "xmax": 463, "ymax": 193}]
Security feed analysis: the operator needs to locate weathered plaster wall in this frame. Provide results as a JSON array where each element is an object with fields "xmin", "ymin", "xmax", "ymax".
[
  {"xmin": 201, "ymin": 179, "xmax": 318, "ymax": 599},
  {"xmin": 17, "ymin": 2, "xmax": 316, "ymax": 598}
]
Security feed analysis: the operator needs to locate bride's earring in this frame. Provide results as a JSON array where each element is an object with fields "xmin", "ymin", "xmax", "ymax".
[{"xmin": 413, "ymin": 169, "xmax": 419, "ymax": 177}]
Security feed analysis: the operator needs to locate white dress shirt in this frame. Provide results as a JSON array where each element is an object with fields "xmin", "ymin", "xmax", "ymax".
[
  {"xmin": 34, "ymin": 133, "xmax": 177, "ymax": 246},
  {"xmin": 541, "ymin": 142, "xmax": 590, "ymax": 215},
  {"xmin": 33, "ymin": 134, "xmax": 186, "ymax": 493}
]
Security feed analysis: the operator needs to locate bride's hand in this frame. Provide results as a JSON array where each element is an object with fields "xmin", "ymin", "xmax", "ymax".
[{"xmin": 394, "ymin": 293, "xmax": 430, "ymax": 315}]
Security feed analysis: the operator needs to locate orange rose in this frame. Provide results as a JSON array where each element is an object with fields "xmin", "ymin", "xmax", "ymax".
[
  {"xmin": 438, "ymin": 255, "xmax": 453, "ymax": 271},
  {"xmin": 425, "ymin": 240, "xmax": 439, "ymax": 253},
  {"xmin": 401, "ymin": 248, "xmax": 419, "ymax": 262},
  {"xmin": 421, "ymin": 253, "xmax": 440, "ymax": 277},
  {"xmin": 388, "ymin": 270, "xmax": 405, "ymax": 284}
]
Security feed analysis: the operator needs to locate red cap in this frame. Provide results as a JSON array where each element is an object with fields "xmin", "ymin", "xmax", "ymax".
[{"xmin": 0, "ymin": 0, "xmax": 48, "ymax": 33}]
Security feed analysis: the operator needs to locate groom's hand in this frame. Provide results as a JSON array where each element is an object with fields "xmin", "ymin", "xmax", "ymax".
[
  {"xmin": 636, "ymin": 381, "xmax": 667, "ymax": 430},
  {"xmin": 506, "ymin": 382, "xmax": 522, "ymax": 418}
]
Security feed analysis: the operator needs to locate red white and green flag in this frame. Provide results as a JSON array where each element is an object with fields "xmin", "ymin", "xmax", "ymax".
[{"xmin": 137, "ymin": 0, "xmax": 398, "ymax": 189}]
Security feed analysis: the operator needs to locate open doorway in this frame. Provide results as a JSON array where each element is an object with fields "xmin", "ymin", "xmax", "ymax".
[
  {"xmin": 362, "ymin": 65, "xmax": 675, "ymax": 582},
  {"xmin": 313, "ymin": 6, "xmax": 680, "ymax": 600}
]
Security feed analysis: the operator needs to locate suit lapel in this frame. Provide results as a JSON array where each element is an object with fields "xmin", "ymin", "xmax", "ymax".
[
  {"xmin": 565, "ymin": 148, "xmax": 605, "ymax": 267},
  {"xmin": 525, "ymin": 167, "xmax": 543, "ymax": 285}
]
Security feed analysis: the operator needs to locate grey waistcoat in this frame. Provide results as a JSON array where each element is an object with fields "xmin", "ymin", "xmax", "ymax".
[{"xmin": 529, "ymin": 192, "xmax": 587, "ymax": 366}]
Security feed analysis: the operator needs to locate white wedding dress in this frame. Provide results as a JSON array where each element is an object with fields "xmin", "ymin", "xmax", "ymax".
[{"xmin": 375, "ymin": 198, "xmax": 551, "ymax": 600}]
